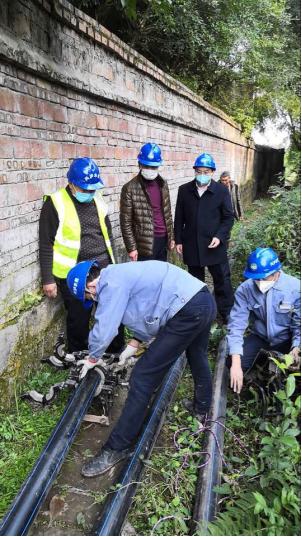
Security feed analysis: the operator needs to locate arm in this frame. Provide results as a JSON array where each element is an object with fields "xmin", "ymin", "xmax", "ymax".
[
  {"xmin": 174, "ymin": 188, "xmax": 184, "ymax": 246},
  {"xmin": 236, "ymin": 184, "xmax": 244, "ymax": 218},
  {"xmin": 89, "ymin": 280, "xmax": 131, "ymax": 359},
  {"xmin": 120, "ymin": 184, "xmax": 137, "ymax": 254},
  {"xmin": 290, "ymin": 292, "xmax": 301, "ymax": 349},
  {"xmin": 39, "ymin": 197, "xmax": 59, "ymax": 285},
  {"xmin": 215, "ymin": 190, "xmax": 234, "ymax": 243},
  {"xmin": 163, "ymin": 182, "xmax": 174, "ymax": 244},
  {"xmin": 227, "ymin": 285, "xmax": 251, "ymax": 356}
]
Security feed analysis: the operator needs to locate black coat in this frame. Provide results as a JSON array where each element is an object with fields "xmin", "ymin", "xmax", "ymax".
[{"xmin": 174, "ymin": 179, "xmax": 234, "ymax": 266}]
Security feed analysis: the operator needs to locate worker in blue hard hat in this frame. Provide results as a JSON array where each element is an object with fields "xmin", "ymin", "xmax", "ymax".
[
  {"xmin": 227, "ymin": 247, "xmax": 301, "ymax": 393},
  {"xmin": 66, "ymin": 258, "xmax": 216, "ymax": 476},
  {"xmin": 174, "ymin": 152, "xmax": 234, "ymax": 323},
  {"xmin": 120, "ymin": 142, "xmax": 174, "ymax": 262},
  {"xmin": 39, "ymin": 157, "xmax": 124, "ymax": 354}
]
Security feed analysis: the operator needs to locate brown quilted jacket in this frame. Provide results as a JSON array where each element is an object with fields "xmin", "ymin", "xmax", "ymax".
[{"xmin": 120, "ymin": 173, "xmax": 174, "ymax": 256}]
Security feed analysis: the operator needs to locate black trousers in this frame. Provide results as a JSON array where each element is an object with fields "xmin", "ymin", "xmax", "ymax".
[
  {"xmin": 105, "ymin": 288, "xmax": 217, "ymax": 451},
  {"xmin": 138, "ymin": 235, "xmax": 168, "ymax": 262},
  {"xmin": 188, "ymin": 262, "xmax": 234, "ymax": 321},
  {"xmin": 56, "ymin": 278, "xmax": 125, "ymax": 353}
]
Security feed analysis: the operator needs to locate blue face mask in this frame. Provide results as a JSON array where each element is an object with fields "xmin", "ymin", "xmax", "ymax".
[
  {"xmin": 195, "ymin": 174, "xmax": 211, "ymax": 185},
  {"xmin": 75, "ymin": 191, "xmax": 95, "ymax": 203}
]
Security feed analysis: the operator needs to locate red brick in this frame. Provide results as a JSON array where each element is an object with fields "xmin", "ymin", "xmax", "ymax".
[
  {"xmin": 0, "ymin": 137, "xmax": 14, "ymax": 158},
  {"xmin": 31, "ymin": 140, "xmax": 46, "ymax": 158},
  {"xmin": 13, "ymin": 139, "xmax": 32, "ymax": 158},
  {"xmin": 26, "ymin": 183, "xmax": 44, "ymax": 202},
  {"xmin": 38, "ymin": 101, "xmax": 68, "ymax": 123},
  {"xmin": 48, "ymin": 142, "xmax": 63, "ymax": 159},
  {"xmin": 62, "ymin": 144, "xmax": 77, "ymax": 159},
  {"xmin": 76, "ymin": 145, "xmax": 91, "ymax": 157},
  {"xmin": 19, "ymin": 95, "xmax": 39, "ymax": 117},
  {"xmin": 96, "ymin": 116, "xmax": 108, "ymax": 130},
  {"xmin": 0, "ymin": 89, "xmax": 19, "ymax": 113}
]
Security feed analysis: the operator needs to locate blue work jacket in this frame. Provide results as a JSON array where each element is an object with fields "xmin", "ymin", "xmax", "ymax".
[
  {"xmin": 89, "ymin": 261, "xmax": 205, "ymax": 359},
  {"xmin": 227, "ymin": 271, "xmax": 301, "ymax": 355}
]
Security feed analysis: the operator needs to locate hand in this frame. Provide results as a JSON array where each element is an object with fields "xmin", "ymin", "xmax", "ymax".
[
  {"xmin": 208, "ymin": 237, "xmax": 220, "ymax": 248},
  {"xmin": 169, "ymin": 240, "xmax": 175, "ymax": 250},
  {"xmin": 77, "ymin": 357, "xmax": 99, "ymax": 380},
  {"xmin": 129, "ymin": 250, "xmax": 138, "ymax": 261},
  {"xmin": 43, "ymin": 283, "xmax": 57, "ymax": 298},
  {"xmin": 118, "ymin": 342, "xmax": 139, "ymax": 366},
  {"xmin": 230, "ymin": 355, "xmax": 243, "ymax": 393},
  {"xmin": 290, "ymin": 346, "xmax": 301, "ymax": 368},
  {"xmin": 176, "ymin": 244, "xmax": 183, "ymax": 255}
]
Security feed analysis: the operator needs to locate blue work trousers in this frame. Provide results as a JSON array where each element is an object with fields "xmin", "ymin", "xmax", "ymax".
[
  {"xmin": 106, "ymin": 288, "xmax": 217, "ymax": 451},
  {"xmin": 241, "ymin": 333, "xmax": 292, "ymax": 371}
]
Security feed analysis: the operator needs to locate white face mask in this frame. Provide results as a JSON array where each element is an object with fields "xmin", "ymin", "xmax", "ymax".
[
  {"xmin": 255, "ymin": 280, "xmax": 275, "ymax": 293},
  {"xmin": 141, "ymin": 169, "xmax": 158, "ymax": 181}
]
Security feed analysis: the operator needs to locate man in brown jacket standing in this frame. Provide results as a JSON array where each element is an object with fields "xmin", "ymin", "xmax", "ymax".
[{"xmin": 120, "ymin": 143, "xmax": 174, "ymax": 261}]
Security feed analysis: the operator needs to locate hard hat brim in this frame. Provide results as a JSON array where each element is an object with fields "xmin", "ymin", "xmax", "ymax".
[
  {"xmin": 138, "ymin": 158, "xmax": 162, "ymax": 167},
  {"xmin": 243, "ymin": 267, "xmax": 281, "ymax": 279},
  {"xmin": 72, "ymin": 180, "xmax": 104, "ymax": 191}
]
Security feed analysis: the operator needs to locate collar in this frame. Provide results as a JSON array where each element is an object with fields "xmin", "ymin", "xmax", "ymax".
[
  {"xmin": 189, "ymin": 178, "xmax": 216, "ymax": 194},
  {"xmin": 272, "ymin": 271, "xmax": 286, "ymax": 291}
]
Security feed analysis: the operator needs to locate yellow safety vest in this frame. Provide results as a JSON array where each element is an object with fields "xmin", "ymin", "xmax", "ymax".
[{"xmin": 50, "ymin": 188, "xmax": 115, "ymax": 278}]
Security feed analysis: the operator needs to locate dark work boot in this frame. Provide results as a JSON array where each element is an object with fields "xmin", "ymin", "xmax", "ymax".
[
  {"xmin": 182, "ymin": 398, "xmax": 208, "ymax": 424},
  {"xmin": 81, "ymin": 447, "xmax": 132, "ymax": 477}
]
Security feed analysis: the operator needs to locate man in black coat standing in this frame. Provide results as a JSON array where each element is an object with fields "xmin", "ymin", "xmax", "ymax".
[{"xmin": 174, "ymin": 152, "xmax": 234, "ymax": 323}]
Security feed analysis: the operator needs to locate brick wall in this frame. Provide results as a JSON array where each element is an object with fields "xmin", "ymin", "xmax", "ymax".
[{"xmin": 0, "ymin": 0, "xmax": 258, "ymax": 378}]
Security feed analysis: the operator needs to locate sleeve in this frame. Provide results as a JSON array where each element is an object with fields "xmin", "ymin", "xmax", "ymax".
[
  {"xmin": 120, "ymin": 184, "xmax": 137, "ymax": 253},
  {"xmin": 39, "ymin": 197, "xmax": 59, "ymax": 285},
  {"xmin": 105, "ymin": 214, "xmax": 118, "ymax": 263},
  {"xmin": 89, "ymin": 280, "xmax": 130, "ymax": 359},
  {"xmin": 227, "ymin": 285, "xmax": 251, "ymax": 355},
  {"xmin": 236, "ymin": 185, "xmax": 244, "ymax": 218},
  {"xmin": 215, "ymin": 190, "xmax": 234, "ymax": 243},
  {"xmin": 290, "ymin": 291, "xmax": 301, "ymax": 348},
  {"xmin": 164, "ymin": 182, "xmax": 174, "ymax": 242},
  {"xmin": 174, "ymin": 187, "xmax": 184, "ymax": 244}
]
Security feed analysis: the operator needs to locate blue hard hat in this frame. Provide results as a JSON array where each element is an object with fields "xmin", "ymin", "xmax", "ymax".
[
  {"xmin": 193, "ymin": 153, "xmax": 216, "ymax": 170},
  {"xmin": 243, "ymin": 247, "xmax": 282, "ymax": 279},
  {"xmin": 137, "ymin": 143, "xmax": 163, "ymax": 167},
  {"xmin": 67, "ymin": 157, "xmax": 104, "ymax": 190},
  {"xmin": 67, "ymin": 260, "xmax": 100, "ymax": 309}
]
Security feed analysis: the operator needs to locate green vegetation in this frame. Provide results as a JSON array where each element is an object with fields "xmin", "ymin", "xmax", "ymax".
[
  {"xmin": 229, "ymin": 185, "xmax": 301, "ymax": 286},
  {"xmin": 0, "ymin": 367, "xmax": 69, "ymax": 518},
  {"xmin": 208, "ymin": 362, "xmax": 300, "ymax": 536},
  {"xmin": 70, "ymin": 0, "xmax": 300, "ymax": 141}
]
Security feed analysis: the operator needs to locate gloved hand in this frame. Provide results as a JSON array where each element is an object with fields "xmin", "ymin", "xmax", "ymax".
[
  {"xmin": 290, "ymin": 346, "xmax": 301, "ymax": 369},
  {"xmin": 77, "ymin": 357, "xmax": 100, "ymax": 380},
  {"xmin": 118, "ymin": 343, "xmax": 139, "ymax": 367}
]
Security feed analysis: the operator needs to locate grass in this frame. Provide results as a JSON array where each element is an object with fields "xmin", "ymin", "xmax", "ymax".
[{"xmin": 0, "ymin": 366, "xmax": 69, "ymax": 518}]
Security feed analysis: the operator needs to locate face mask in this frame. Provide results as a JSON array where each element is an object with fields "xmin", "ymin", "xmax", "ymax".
[
  {"xmin": 195, "ymin": 174, "xmax": 211, "ymax": 185},
  {"xmin": 75, "ymin": 191, "xmax": 95, "ymax": 203},
  {"xmin": 255, "ymin": 279, "xmax": 275, "ymax": 293},
  {"xmin": 141, "ymin": 169, "xmax": 158, "ymax": 181}
]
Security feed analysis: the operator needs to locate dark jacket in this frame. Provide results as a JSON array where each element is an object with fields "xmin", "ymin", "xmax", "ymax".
[
  {"xmin": 120, "ymin": 173, "xmax": 174, "ymax": 257},
  {"xmin": 219, "ymin": 181, "xmax": 244, "ymax": 220},
  {"xmin": 174, "ymin": 179, "xmax": 234, "ymax": 266}
]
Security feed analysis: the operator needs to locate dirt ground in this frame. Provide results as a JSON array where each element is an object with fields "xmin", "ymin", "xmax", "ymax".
[{"xmin": 29, "ymin": 385, "xmax": 134, "ymax": 536}]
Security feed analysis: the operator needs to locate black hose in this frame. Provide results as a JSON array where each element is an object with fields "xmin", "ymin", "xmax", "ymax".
[
  {"xmin": 191, "ymin": 337, "xmax": 229, "ymax": 534},
  {"xmin": 0, "ymin": 370, "xmax": 102, "ymax": 536},
  {"xmin": 93, "ymin": 354, "xmax": 187, "ymax": 536}
]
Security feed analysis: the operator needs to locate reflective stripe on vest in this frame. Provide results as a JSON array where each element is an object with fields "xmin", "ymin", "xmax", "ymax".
[{"xmin": 50, "ymin": 188, "xmax": 115, "ymax": 279}]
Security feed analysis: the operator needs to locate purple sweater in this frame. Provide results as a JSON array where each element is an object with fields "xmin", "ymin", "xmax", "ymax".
[{"xmin": 144, "ymin": 179, "xmax": 167, "ymax": 236}]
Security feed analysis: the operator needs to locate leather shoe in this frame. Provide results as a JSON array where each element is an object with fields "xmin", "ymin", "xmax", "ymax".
[{"xmin": 81, "ymin": 447, "xmax": 132, "ymax": 477}]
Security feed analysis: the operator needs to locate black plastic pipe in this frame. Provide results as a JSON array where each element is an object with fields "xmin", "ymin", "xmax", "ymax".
[
  {"xmin": 93, "ymin": 354, "xmax": 187, "ymax": 536},
  {"xmin": 191, "ymin": 337, "xmax": 229, "ymax": 534},
  {"xmin": 0, "ymin": 369, "xmax": 102, "ymax": 536}
]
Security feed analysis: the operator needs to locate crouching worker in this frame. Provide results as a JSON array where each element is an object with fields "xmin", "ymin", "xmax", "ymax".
[
  {"xmin": 227, "ymin": 247, "xmax": 300, "ymax": 394},
  {"xmin": 67, "ymin": 260, "xmax": 217, "ymax": 476}
]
